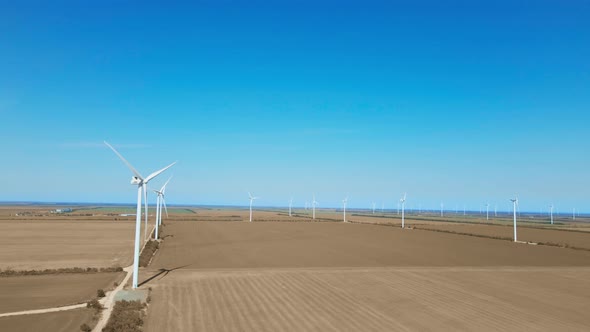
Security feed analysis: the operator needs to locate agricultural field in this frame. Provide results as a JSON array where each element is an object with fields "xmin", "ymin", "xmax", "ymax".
[
  {"xmin": 0, "ymin": 272, "xmax": 124, "ymax": 313},
  {"xmin": 411, "ymin": 222, "xmax": 590, "ymax": 250},
  {"xmin": 142, "ymin": 219, "xmax": 590, "ymax": 331},
  {"xmin": 0, "ymin": 308, "xmax": 95, "ymax": 332},
  {"xmin": 0, "ymin": 205, "xmax": 138, "ymax": 332},
  {"xmin": 0, "ymin": 219, "xmax": 134, "ymax": 270}
]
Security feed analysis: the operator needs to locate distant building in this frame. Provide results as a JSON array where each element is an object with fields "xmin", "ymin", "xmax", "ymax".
[{"xmin": 53, "ymin": 208, "xmax": 72, "ymax": 214}]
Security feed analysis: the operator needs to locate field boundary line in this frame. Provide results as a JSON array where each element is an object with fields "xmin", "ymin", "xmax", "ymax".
[{"xmin": 0, "ymin": 303, "xmax": 86, "ymax": 318}]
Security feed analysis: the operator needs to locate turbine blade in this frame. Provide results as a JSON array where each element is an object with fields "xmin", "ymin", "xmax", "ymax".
[
  {"xmin": 145, "ymin": 161, "xmax": 177, "ymax": 183},
  {"xmin": 104, "ymin": 141, "xmax": 144, "ymax": 180},
  {"xmin": 161, "ymin": 175, "xmax": 173, "ymax": 192},
  {"xmin": 162, "ymin": 197, "xmax": 168, "ymax": 217}
]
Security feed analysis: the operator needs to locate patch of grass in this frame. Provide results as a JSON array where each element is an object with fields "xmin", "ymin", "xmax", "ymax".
[
  {"xmin": 139, "ymin": 240, "xmax": 159, "ymax": 267},
  {"xmin": 0, "ymin": 266, "xmax": 123, "ymax": 277},
  {"xmin": 102, "ymin": 300, "xmax": 146, "ymax": 332},
  {"xmin": 87, "ymin": 299, "xmax": 103, "ymax": 311}
]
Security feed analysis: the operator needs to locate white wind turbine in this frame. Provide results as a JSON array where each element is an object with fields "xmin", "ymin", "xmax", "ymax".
[
  {"xmin": 550, "ymin": 204, "xmax": 554, "ymax": 225},
  {"xmin": 153, "ymin": 176, "xmax": 172, "ymax": 240},
  {"xmin": 104, "ymin": 141, "xmax": 175, "ymax": 289},
  {"xmin": 312, "ymin": 194, "xmax": 318, "ymax": 220},
  {"xmin": 440, "ymin": 202, "xmax": 444, "ymax": 217},
  {"xmin": 486, "ymin": 203, "xmax": 490, "ymax": 221},
  {"xmin": 510, "ymin": 195, "xmax": 519, "ymax": 242},
  {"xmin": 400, "ymin": 193, "xmax": 407, "ymax": 229},
  {"xmin": 248, "ymin": 192, "xmax": 259, "ymax": 222},
  {"xmin": 289, "ymin": 197, "xmax": 293, "ymax": 217},
  {"xmin": 372, "ymin": 202, "xmax": 376, "ymax": 214},
  {"xmin": 343, "ymin": 196, "xmax": 348, "ymax": 222}
]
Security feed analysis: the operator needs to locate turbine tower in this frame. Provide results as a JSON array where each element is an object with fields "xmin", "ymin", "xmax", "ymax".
[
  {"xmin": 289, "ymin": 197, "xmax": 293, "ymax": 217},
  {"xmin": 248, "ymin": 192, "xmax": 259, "ymax": 222},
  {"xmin": 550, "ymin": 204, "xmax": 554, "ymax": 225},
  {"xmin": 400, "ymin": 193, "xmax": 407, "ymax": 229},
  {"xmin": 510, "ymin": 196, "xmax": 518, "ymax": 242},
  {"xmin": 153, "ymin": 176, "xmax": 172, "ymax": 240},
  {"xmin": 342, "ymin": 196, "xmax": 348, "ymax": 222},
  {"xmin": 104, "ymin": 141, "xmax": 175, "ymax": 289},
  {"xmin": 372, "ymin": 202, "xmax": 376, "ymax": 214},
  {"xmin": 486, "ymin": 203, "xmax": 490, "ymax": 221},
  {"xmin": 440, "ymin": 202, "xmax": 444, "ymax": 217}
]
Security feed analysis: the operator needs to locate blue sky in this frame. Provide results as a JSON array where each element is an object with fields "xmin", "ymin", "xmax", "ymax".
[{"xmin": 1, "ymin": 1, "xmax": 589, "ymax": 212}]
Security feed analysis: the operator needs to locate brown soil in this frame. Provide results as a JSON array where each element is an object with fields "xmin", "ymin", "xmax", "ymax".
[
  {"xmin": 142, "ymin": 219, "xmax": 590, "ymax": 331},
  {"xmin": 413, "ymin": 223, "xmax": 590, "ymax": 250},
  {"xmin": 0, "ymin": 272, "xmax": 124, "ymax": 313},
  {"xmin": 147, "ymin": 221, "xmax": 590, "ymax": 271},
  {"xmin": 145, "ymin": 267, "xmax": 590, "ymax": 331},
  {"xmin": 0, "ymin": 219, "xmax": 135, "ymax": 270},
  {"xmin": 0, "ymin": 308, "xmax": 95, "ymax": 332}
]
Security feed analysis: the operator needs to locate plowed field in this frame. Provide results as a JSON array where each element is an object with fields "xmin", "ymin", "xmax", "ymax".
[{"xmin": 142, "ymin": 220, "xmax": 590, "ymax": 331}]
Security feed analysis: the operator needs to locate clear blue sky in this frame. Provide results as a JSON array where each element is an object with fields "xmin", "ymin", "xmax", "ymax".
[{"xmin": 1, "ymin": 1, "xmax": 588, "ymax": 212}]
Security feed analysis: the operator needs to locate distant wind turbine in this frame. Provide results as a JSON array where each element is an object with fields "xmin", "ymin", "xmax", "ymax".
[
  {"xmin": 104, "ymin": 141, "xmax": 175, "ymax": 289},
  {"xmin": 248, "ymin": 192, "xmax": 259, "ymax": 222},
  {"xmin": 312, "ymin": 194, "xmax": 318, "ymax": 220},
  {"xmin": 510, "ymin": 195, "xmax": 519, "ymax": 242},
  {"xmin": 550, "ymin": 204, "xmax": 554, "ymax": 225},
  {"xmin": 400, "ymin": 193, "xmax": 407, "ymax": 229},
  {"xmin": 372, "ymin": 202, "xmax": 376, "ymax": 214},
  {"xmin": 486, "ymin": 203, "xmax": 490, "ymax": 221},
  {"xmin": 440, "ymin": 202, "xmax": 444, "ymax": 217},
  {"xmin": 153, "ymin": 176, "xmax": 172, "ymax": 240},
  {"xmin": 289, "ymin": 197, "xmax": 293, "ymax": 217}
]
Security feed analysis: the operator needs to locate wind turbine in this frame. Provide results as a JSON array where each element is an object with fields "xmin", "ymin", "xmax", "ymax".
[
  {"xmin": 312, "ymin": 194, "xmax": 318, "ymax": 220},
  {"xmin": 153, "ymin": 176, "xmax": 172, "ymax": 240},
  {"xmin": 440, "ymin": 202, "xmax": 444, "ymax": 217},
  {"xmin": 573, "ymin": 208, "xmax": 576, "ymax": 220},
  {"xmin": 372, "ymin": 202, "xmax": 376, "ymax": 214},
  {"xmin": 342, "ymin": 196, "xmax": 348, "ymax": 222},
  {"xmin": 494, "ymin": 204, "xmax": 497, "ymax": 217},
  {"xmin": 288, "ymin": 197, "xmax": 293, "ymax": 217},
  {"xmin": 510, "ymin": 196, "xmax": 519, "ymax": 242},
  {"xmin": 104, "ymin": 141, "xmax": 175, "ymax": 289},
  {"xmin": 248, "ymin": 192, "xmax": 259, "ymax": 222},
  {"xmin": 486, "ymin": 203, "xmax": 490, "ymax": 221},
  {"xmin": 400, "ymin": 193, "xmax": 407, "ymax": 229},
  {"xmin": 550, "ymin": 204, "xmax": 554, "ymax": 225}
]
